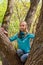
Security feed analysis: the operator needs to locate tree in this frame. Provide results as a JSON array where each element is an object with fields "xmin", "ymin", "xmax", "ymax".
[
  {"xmin": 1, "ymin": 0, "xmax": 15, "ymax": 65},
  {"xmin": 1, "ymin": 0, "xmax": 14, "ymax": 31},
  {"xmin": 25, "ymin": 0, "xmax": 43, "ymax": 65},
  {"xmin": 0, "ymin": 1, "xmax": 43, "ymax": 65},
  {"xmin": 0, "ymin": 0, "xmax": 43, "ymax": 65},
  {"xmin": 25, "ymin": 0, "xmax": 40, "ymax": 31}
]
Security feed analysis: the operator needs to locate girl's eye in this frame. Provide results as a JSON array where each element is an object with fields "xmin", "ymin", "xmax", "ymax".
[
  {"xmin": 22, "ymin": 25, "xmax": 24, "ymax": 26},
  {"xmin": 20, "ymin": 25, "xmax": 24, "ymax": 26}
]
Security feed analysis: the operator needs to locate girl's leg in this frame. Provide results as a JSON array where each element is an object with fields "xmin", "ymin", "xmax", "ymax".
[
  {"xmin": 20, "ymin": 53, "xmax": 29, "ymax": 63},
  {"xmin": 16, "ymin": 49, "xmax": 24, "ymax": 57}
]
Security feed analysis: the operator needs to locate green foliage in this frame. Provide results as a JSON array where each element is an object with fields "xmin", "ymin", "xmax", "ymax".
[
  {"xmin": 0, "ymin": 0, "xmax": 7, "ymax": 23},
  {"xmin": 8, "ymin": 20, "xmax": 19, "ymax": 36}
]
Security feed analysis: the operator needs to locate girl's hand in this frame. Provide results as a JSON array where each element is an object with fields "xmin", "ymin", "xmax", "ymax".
[
  {"xmin": 4, "ymin": 30, "xmax": 8, "ymax": 36},
  {"xmin": 0, "ymin": 27, "xmax": 8, "ymax": 36}
]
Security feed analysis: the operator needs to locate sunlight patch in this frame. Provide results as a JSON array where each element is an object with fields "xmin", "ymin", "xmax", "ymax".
[{"xmin": 0, "ymin": 0, "xmax": 3, "ymax": 4}]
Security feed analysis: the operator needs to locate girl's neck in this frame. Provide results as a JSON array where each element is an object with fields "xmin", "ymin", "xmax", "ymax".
[{"xmin": 20, "ymin": 30, "xmax": 28, "ymax": 35}]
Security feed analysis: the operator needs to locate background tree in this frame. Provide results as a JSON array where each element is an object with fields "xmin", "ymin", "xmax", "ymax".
[
  {"xmin": 25, "ymin": 0, "xmax": 40, "ymax": 31},
  {"xmin": 1, "ymin": 0, "xmax": 14, "ymax": 31},
  {"xmin": 25, "ymin": 0, "xmax": 43, "ymax": 65}
]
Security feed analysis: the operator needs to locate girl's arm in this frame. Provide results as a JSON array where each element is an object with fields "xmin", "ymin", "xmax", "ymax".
[
  {"xmin": 9, "ymin": 34, "xmax": 17, "ymax": 42},
  {"xmin": 23, "ymin": 33, "xmax": 35, "ymax": 42},
  {"xmin": 29, "ymin": 33, "xmax": 35, "ymax": 39}
]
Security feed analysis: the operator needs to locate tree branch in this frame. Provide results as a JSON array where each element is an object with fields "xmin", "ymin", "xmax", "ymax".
[{"xmin": 0, "ymin": 28, "xmax": 22, "ymax": 65}]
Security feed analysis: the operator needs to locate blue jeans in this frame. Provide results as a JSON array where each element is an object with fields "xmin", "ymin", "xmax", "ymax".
[{"xmin": 16, "ymin": 49, "xmax": 29, "ymax": 63}]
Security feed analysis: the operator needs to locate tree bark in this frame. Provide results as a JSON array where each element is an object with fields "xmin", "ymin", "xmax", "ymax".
[
  {"xmin": 0, "ymin": 0, "xmax": 43, "ymax": 65},
  {"xmin": 1, "ymin": 0, "xmax": 14, "ymax": 31},
  {"xmin": 1, "ymin": 0, "xmax": 15, "ymax": 65},
  {"xmin": 0, "ymin": 28, "xmax": 22, "ymax": 65},
  {"xmin": 25, "ymin": 0, "xmax": 43, "ymax": 65},
  {"xmin": 25, "ymin": 0, "xmax": 40, "ymax": 31}
]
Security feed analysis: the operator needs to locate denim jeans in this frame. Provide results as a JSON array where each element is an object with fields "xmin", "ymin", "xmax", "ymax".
[{"xmin": 16, "ymin": 49, "xmax": 29, "ymax": 63}]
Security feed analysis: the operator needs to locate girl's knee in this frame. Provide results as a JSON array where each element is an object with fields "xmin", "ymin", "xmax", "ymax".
[
  {"xmin": 16, "ymin": 49, "xmax": 24, "ymax": 57},
  {"xmin": 20, "ymin": 53, "xmax": 29, "ymax": 62},
  {"xmin": 17, "ymin": 49, "xmax": 23, "ymax": 54}
]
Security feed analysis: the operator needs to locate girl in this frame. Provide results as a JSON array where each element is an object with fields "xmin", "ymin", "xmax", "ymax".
[{"xmin": 9, "ymin": 21, "xmax": 35, "ymax": 63}]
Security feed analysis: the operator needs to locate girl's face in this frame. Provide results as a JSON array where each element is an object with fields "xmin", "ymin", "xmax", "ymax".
[{"xmin": 19, "ymin": 22, "xmax": 27, "ymax": 32}]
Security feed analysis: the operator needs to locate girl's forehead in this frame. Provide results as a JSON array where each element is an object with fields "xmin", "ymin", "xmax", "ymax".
[{"xmin": 20, "ymin": 22, "xmax": 27, "ymax": 25}]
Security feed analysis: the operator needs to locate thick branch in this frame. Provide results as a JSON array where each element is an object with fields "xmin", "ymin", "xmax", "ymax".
[
  {"xmin": 0, "ymin": 28, "xmax": 22, "ymax": 65},
  {"xmin": 25, "ymin": 0, "xmax": 40, "ymax": 31}
]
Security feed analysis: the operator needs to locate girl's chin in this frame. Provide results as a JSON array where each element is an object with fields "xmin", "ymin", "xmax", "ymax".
[{"xmin": 20, "ymin": 29, "xmax": 26, "ymax": 32}]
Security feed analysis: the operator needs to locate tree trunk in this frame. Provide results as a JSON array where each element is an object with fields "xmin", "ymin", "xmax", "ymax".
[
  {"xmin": 1, "ymin": 0, "xmax": 14, "ymax": 31},
  {"xmin": 0, "ymin": 29, "xmax": 22, "ymax": 65},
  {"xmin": 1, "ymin": 0, "xmax": 15, "ymax": 65},
  {"xmin": 25, "ymin": 0, "xmax": 40, "ymax": 31},
  {"xmin": 0, "ymin": 0, "xmax": 43, "ymax": 65},
  {"xmin": 25, "ymin": 0, "xmax": 43, "ymax": 65}
]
